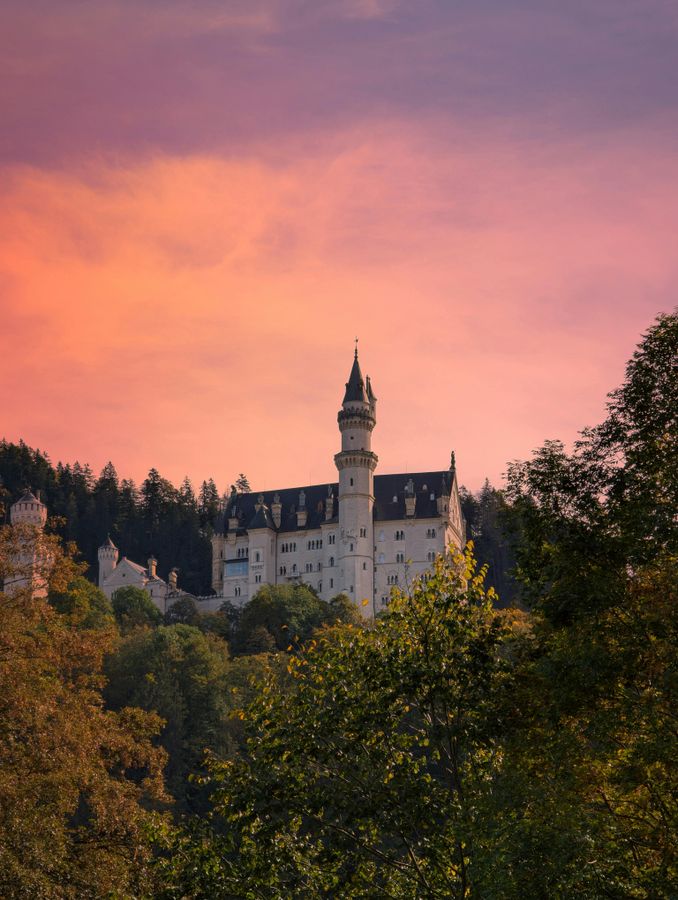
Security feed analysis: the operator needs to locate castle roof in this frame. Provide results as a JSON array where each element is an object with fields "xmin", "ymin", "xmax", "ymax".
[
  {"xmin": 214, "ymin": 470, "xmax": 451, "ymax": 536},
  {"xmin": 100, "ymin": 534, "xmax": 118, "ymax": 550},
  {"xmin": 14, "ymin": 489, "xmax": 42, "ymax": 505},
  {"xmin": 342, "ymin": 352, "xmax": 368, "ymax": 404}
]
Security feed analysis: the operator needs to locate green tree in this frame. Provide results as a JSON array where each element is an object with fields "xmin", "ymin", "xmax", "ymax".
[
  {"xmin": 104, "ymin": 624, "xmax": 233, "ymax": 812},
  {"xmin": 49, "ymin": 574, "xmax": 115, "ymax": 630},
  {"xmin": 233, "ymin": 582, "xmax": 332, "ymax": 655},
  {"xmin": 164, "ymin": 596, "xmax": 199, "ymax": 626},
  {"xmin": 155, "ymin": 550, "xmax": 514, "ymax": 897},
  {"xmin": 112, "ymin": 585, "xmax": 163, "ymax": 631},
  {"xmin": 459, "ymin": 481, "xmax": 517, "ymax": 607},
  {"xmin": 495, "ymin": 311, "xmax": 678, "ymax": 895}
]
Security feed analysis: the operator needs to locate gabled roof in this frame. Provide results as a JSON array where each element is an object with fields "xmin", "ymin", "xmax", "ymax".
[{"xmin": 118, "ymin": 557, "xmax": 148, "ymax": 576}]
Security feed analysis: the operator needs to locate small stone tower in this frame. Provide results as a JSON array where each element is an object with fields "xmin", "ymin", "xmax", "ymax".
[
  {"xmin": 7, "ymin": 489, "xmax": 49, "ymax": 597},
  {"xmin": 98, "ymin": 535, "xmax": 119, "ymax": 587},
  {"xmin": 10, "ymin": 489, "xmax": 47, "ymax": 529},
  {"xmin": 335, "ymin": 346, "xmax": 378, "ymax": 615}
]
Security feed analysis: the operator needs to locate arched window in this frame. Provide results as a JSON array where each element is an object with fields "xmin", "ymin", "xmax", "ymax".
[
  {"xmin": 350, "ymin": 478, "xmax": 354, "ymax": 486},
  {"xmin": 329, "ymin": 556, "xmax": 334, "ymax": 567},
  {"xmin": 255, "ymin": 574, "xmax": 261, "ymax": 583},
  {"xmin": 396, "ymin": 552, "xmax": 404, "ymax": 564},
  {"xmin": 292, "ymin": 563, "xmax": 297, "ymax": 573},
  {"xmin": 255, "ymin": 550, "xmax": 261, "ymax": 562}
]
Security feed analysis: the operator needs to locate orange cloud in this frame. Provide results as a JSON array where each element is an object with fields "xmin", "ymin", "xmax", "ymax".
[{"xmin": 1, "ymin": 121, "xmax": 674, "ymax": 492}]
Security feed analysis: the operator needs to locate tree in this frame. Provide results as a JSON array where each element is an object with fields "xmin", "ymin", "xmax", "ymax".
[
  {"xmin": 112, "ymin": 585, "xmax": 163, "ymax": 631},
  {"xmin": 495, "ymin": 311, "xmax": 678, "ymax": 894},
  {"xmin": 154, "ymin": 550, "xmax": 515, "ymax": 897},
  {"xmin": 49, "ymin": 574, "xmax": 115, "ymax": 630},
  {"xmin": 198, "ymin": 478, "xmax": 220, "ymax": 528},
  {"xmin": 326, "ymin": 592, "xmax": 362, "ymax": 625},
  {"xmin": 104, "ymin": 624, "xmax": 232, "ymax": 813},
  {"xmin": 231, "ymin": 473, "xmax": 251, "ymax": 494},
  {"xmin": 0, "ymin": 523, "xmax": 167, "ymax": 897},
  {"xmin": 164, "ymin": 596, "xmax": 199, "ymax": 626},
  {"xmin": 459, "ymin": 481, "xmax": 518, "ymax": 607},
  {"xmin": 233, "ymin": 582, "xmax": 332, "ymax": 655}
]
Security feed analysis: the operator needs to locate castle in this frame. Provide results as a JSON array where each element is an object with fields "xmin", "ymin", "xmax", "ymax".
[
  {"xmin": 207, "ymin": 349, "xmax": 465, "ymax": 616},
  {"xmin": 7, "ymin": 351, "xmax": 465, "ymax": 618}
]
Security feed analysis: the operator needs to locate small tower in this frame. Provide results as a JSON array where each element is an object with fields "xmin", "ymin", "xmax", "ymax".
[
  {"xmin": 7, "ymin": 490, "xmax": 49, "ymax": 597},
  {"xmin": 10, "ymin": 489, "xmax": 47, "ymax": 529},
  {"xmin": 334, "ymin": 344, "xmax": 378, "ymax": 615},
  {"xmin": 98, "ymin": 535, "xmax": 119, "ymax": 587}
]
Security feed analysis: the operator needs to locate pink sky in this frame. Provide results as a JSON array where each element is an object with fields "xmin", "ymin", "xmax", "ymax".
[{"xmin": 1, "ymin": 2, "xmax": 676, "ymax": 493}]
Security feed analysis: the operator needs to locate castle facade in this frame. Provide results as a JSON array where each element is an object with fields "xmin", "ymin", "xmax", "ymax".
[{"xmin": 209, "ymin": 350, "xmax": 465, "ymax": 616}]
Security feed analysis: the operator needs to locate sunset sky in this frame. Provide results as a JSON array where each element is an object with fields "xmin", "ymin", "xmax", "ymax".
[{"xmin": 1, "ymin": 0, "xmax": 676, "ymax": 494}]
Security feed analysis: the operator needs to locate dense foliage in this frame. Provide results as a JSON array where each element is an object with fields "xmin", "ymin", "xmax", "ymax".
[
  {"xmin": 0, "ymin": 525, "xmax": 167, "ymax": 898},
  {"xmin": 459, "ymin": 480, "xmax": 518, "ymax": 606}
]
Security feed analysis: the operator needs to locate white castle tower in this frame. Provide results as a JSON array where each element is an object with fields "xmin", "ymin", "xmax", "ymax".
[
  {"xmin": 335, "ymin": 346, "xmax": 378, "ymax": 614},
  {"xmin": 7, "ymin": 489, "xmax": 49, "ymax": 597},
  {"xmin": 97, "ymin": 535, "xmax": 119, "ymax": 586},
  {"xmin": 10, "ymin": 489, "xmax": 47, "ymax": 529}
]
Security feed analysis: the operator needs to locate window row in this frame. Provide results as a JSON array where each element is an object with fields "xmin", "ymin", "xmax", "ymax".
[
  {"xmin": 281, "ymin": 542, "xmax": 297, "ymax": 553},
  {"xmin": 306, "ymin": 539, "xmax": 323, "ymax": 550},
  {"xmin": 236, "ymin": 547, "xmax": 249, "ymax": 558},
  {"xmin": 426, "ymin": 528, "xmax": 437, "ymax": 538}
]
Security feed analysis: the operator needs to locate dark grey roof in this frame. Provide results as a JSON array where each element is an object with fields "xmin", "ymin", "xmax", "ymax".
[
  {"xmin": 100, "ymin": 534, "xmax": 118, "ymax": 550},
  {"xmin": 15, "ymin": 489, "xmax": 40, "ymax": 504},
  {"xmin": 214, "ymin": 470, "xmax": 451, "ymax": 535},
  {"xmin": 343, "ymin": 352, "xmax": 368, "ymax": 404},
  {"xmin": 249, "ymin": 504, "xmax": 275, "ymax": 530},
  {"xmin": 373, "ymin": 471, "xmax": 448, "ymax": 522}
]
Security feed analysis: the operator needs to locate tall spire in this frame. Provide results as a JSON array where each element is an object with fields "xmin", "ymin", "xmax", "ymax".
[{"xmin": 343, "ymin": 343, "xmax": 368, "ymax": 404}]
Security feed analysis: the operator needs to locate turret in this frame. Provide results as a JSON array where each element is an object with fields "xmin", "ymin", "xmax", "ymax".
[
  {"xmin": 10, "ymin": 489, "xmax": 47, "ymax": 529},
  {"xmin": 334, "ymin": 344, "xmax": 378, "ymax": 616},
  {"xmin": 7, "ymin": 490, "xmax": 49, "ymax": 598},
  {"xmin": 97, "ymin": 535, "xmax": 119, "ymax": 587}
]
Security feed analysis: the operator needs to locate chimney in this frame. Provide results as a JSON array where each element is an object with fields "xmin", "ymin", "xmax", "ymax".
[
  {"xmin": 168, "ymin": 568, "xmax": 178, "ymax": 590},
  {"xmin": 148, "ymin": 556, "xmax": 157, "ymax": 579}
]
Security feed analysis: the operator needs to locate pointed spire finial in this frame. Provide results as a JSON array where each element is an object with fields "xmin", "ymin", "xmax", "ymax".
[{"xmin": 354, "ymin": 336, "xmax": 359, "ymax": 359}]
